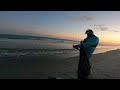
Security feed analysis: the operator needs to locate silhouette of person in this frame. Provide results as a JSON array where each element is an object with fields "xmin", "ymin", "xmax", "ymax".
[{"xmin": 73, "ymin": 29, "xmax": 99, "ymax": 79}]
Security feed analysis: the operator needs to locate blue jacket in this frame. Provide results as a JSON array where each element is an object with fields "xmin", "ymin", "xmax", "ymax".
[{"xmin": 79, "ymin": 35, "xmax": 99, "ymax": 58}]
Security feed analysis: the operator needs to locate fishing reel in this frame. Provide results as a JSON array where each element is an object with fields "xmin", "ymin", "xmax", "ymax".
[
  {"xmin": 73, "ymin": 41, "xmax": 83, "ymax": 50},
  {"xmin": 73, "ymin": 45, "xmax": 80, "ymax": 50}
]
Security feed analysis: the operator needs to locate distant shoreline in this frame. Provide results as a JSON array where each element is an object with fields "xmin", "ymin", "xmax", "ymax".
[{"xmin": 0, "ymin": 33, "xmax": 80, "ymax": 42}]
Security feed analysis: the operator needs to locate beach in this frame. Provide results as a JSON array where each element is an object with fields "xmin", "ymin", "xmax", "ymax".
[
  {"xmin": 1, "ymin": 11, "xmax": 120, "ymax": 79},
  {"xmin": 0, "ymin": 49, "xmax": 120, "ymax": 79}
]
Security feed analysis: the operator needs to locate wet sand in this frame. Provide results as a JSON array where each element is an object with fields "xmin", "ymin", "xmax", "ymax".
[{"xmin": 0, "ymin": 49, "xmax": 120, "ymax": 79}]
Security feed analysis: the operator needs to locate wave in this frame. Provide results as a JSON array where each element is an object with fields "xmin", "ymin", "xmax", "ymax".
[{"xmin": 0, "ymin": 48, "xmax": 79, "ymax": 58}]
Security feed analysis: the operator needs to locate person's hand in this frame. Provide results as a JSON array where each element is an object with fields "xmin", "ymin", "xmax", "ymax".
[
  {"xmin": 80, "ymin": 41, "xmax": 83, "ymax": 43},
  {"xmin": 73, "ymin": 45, "xmax": 79, "ymax": 49}
]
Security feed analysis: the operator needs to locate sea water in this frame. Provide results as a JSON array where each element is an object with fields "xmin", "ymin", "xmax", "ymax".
[{"xmin": 0, "ymin": 38, "xmax": 120, "ymax": 58}]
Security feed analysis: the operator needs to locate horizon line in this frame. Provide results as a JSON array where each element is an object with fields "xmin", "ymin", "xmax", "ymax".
[{"xmin": 0, "ymin": 33, "xmax": 80, "ymax": 42}]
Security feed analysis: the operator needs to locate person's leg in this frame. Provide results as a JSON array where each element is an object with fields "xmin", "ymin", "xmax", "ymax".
[
  {"xmin": 87, "ymin": 68, "xmax": 93, "ymax": 79},
  {"xmin": 77, "ymin": 66, "xmax": 90, "ymax": 79},
  {"xmin": 77, "ymin": 49, "xmax": 91, "ymax": 79},
  {"xmin": 77, "ymin": 74, "xmax": 88, "ymax": 79}
]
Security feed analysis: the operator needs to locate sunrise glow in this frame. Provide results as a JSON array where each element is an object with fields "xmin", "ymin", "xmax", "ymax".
[{"xmin": 0, "ymin": 11, "xmax": 120, "ymax": 46}]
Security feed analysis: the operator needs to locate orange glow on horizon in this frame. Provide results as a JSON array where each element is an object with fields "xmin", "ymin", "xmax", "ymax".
[{"xmin": 37, "ymin": 30, "xmax": 120, "ymax": 46}]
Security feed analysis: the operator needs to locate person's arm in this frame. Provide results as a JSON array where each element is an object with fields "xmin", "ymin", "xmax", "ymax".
[{"xmin": 82, "ymin": 37, "xmax": 99, "ymax": 48}]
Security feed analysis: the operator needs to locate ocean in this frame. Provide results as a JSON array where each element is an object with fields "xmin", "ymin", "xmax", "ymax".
[{"xmin": 0, "ymin": 35, "xmax": 120, "ymax": 58}]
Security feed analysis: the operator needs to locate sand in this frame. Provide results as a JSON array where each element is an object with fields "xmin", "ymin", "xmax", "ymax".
[{"xmin": 0, "ymin": 49, "xmax": 120, "ymax": 79}]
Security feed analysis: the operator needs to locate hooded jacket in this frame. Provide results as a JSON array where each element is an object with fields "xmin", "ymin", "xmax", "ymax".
[{"xmin": 78, "ymin": 35, "xmax": 99, "ymax": 58}]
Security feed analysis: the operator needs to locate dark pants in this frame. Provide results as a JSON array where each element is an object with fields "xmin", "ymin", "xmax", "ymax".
[
  {"xmin": 77, "ymin": 49, "xmax": 91, "ymax": 79},
  {"xmin": 77, "ymin": 61, "xmax": 91, "ymax": 79}
]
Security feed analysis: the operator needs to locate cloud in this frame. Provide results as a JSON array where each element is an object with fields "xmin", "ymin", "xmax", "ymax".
[
  {"xmin": 94, "ymin": 24, "xmax": 108, "ymax": 31},
  {"xmin": 67, "ymin": 16, "xmax": 93, "ymax": 22},
  {"xmin": 81, "ymin": 16, "xmax": 93, "ymax": 21},
  {"xmin": 94, "ymin": 24, "xmax": 104, "ymax": 27},
  {"xmin": 94, "ymin": 25, "xmax": 120, "ymax": 33},
  {"xmin": 99, "ymin": 27, "xmax": 108, "ymax": 31},
  {"xmin": 113, "ymin": 30, "xmax": 120, "ymax": 32}
]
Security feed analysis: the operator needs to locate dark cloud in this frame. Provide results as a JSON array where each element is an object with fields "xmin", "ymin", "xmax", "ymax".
[
  {"xmin": 82, "ymin": 16, "xmax": 93, "ymax": 21},
  {"xmin": 99, "ymin": 27, "xmax": 108, "ymax": 31},
  {"xmin": 94, "ymin": 24, "xmax": 105, "ymax": 27},
  {"xmin": 94, "ymin": 24, "xmax": 108, "ymax": 31},
  {"xmin": 94, "ymin": 24, "xmax": 120, "ymax": 32},
  {"xmin": 68, "ymin": 16, "xmax": 93, "ymax": 22}
]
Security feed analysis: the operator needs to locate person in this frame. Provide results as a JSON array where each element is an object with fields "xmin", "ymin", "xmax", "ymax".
[{"xmin": 73, "ymin": 29, "xmax": 99, "ymax": 79}]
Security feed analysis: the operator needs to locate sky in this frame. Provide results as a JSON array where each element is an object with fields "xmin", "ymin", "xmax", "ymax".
[{"xmin": 0, "ymin": 11, "xmax": 120, "ymax": 45}]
